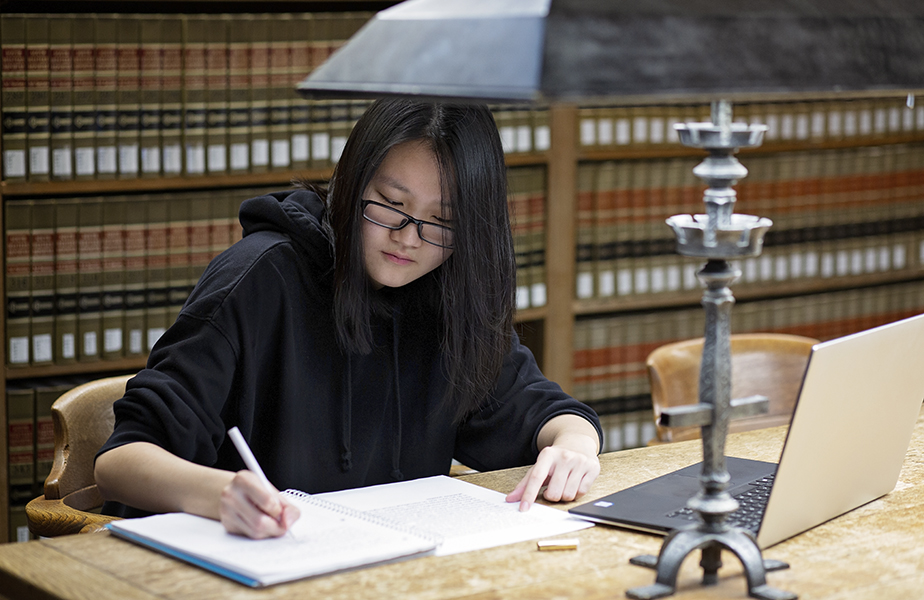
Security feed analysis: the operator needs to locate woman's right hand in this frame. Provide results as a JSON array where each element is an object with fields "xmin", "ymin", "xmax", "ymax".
[{"xmin": 219, "ymin": 470, "xmax": 301, "ymax": 538}]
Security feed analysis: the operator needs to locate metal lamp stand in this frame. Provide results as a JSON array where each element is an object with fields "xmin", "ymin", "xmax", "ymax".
[{"xmin": 626, "ymin": 101, "xmax": 797, "ymax": 600}]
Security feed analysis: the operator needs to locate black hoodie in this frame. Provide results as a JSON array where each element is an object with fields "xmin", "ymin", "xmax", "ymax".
[{"xmin": 99, "ymin": 189, "xmax": 602, "ymax": 518}]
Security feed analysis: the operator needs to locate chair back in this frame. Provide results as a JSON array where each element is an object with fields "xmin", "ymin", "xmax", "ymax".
[
  {"xmin": 27, "ymin": 374, "xmax": 132, "ymax": 536},
  {"xmin": 647, "ymin": 333, "xmax": 817, "ymax": 443}
]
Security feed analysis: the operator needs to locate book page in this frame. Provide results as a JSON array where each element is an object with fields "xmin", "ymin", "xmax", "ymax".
[{"xmin": 317, "ymin": 475, "xmax": 592, "ymax": 556}]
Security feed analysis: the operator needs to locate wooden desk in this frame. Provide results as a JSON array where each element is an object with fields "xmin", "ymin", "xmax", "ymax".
[{"xmin": 2, "ymin": 406, "xmax": 924, "ymax": 600}]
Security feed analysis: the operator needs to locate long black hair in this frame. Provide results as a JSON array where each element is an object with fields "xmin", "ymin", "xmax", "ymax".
[{"xmin": 319, "ymin": 98, "xmax": 515, "ymax": 421}]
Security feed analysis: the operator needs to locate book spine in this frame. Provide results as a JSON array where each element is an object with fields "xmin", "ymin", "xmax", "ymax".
[
  {"xmin": 166, "ymin": 196, "xmax": 190, "ymax": 327},
  {"xmin": 268, "ymin": 15, "xmax": 292, "ymax": 170},
  {"xmin": 49, "ymin": 16, "xmax": 73, "ymax": 181},
  {"xmin": 182, "ymin": 16, "xmax": 207, "ymax": 176},
  {"xmin": 208, "ymin": 190, "xmax": 232, "ymax": 261},
  {"xmin": 288, "ymin": 14, "xmax": 311, "ymax": 169},
  {"xmin": 25, "ymin": 15, "xmax": 51, "ymax": 182},
  {"xmin": 306, "ymin": 14, "xmax": 331, "ymax": 169},
  {"xmin": 6, "ymin": 200, "xmax": 32, "ymax": 366},
  {"xmin": 101, "ymin": 196, "xmax": 126, "ymax": 359},
  {"xmin": 116, "ymin": 15, "xmax": 140, "ymax": 179},
  {"xmin": 528, "ymin": 166, "xmax": 547, "ymax": 308},
  {"xmin": 160, "ymin": 16, "xmax": 183, "ymax": 176},
  {"xmin": 30, "ymin": 199, "xmax": 56, "ymax": 365},
  {"xmin": 94, "ymin": 15, "xmax": 118, "ymax": 179},
  {"xmin": 247, "ymin": 15, "xmax": 270, "ymax": 173},
  {"xmin": 205, "ymin": 16, "xmax": 228, "ymax": 175},
  {"xmin": 145, "ymin": 198, "xmax": 169, "ymax": 351},
  {"xmin": 2, "ymin": 15, "xmax": 28, "ymax": 182},
  {"xmin": 71, "ymin": 16, "xmax": 95, "ymax": 180},
  {"xmin": 508, "ymin": 168, "xmax": 530, "ymax": 309},
  {"xmin": 188, "ymin": 191, "xmax": 212, "ymax": 286},
  {"xmin": 227, "ymin": 15, "xmax": 250, "ymax": 173},
  {"xmin": 54, "ymin": 198, "xmax": 79, "ymax": 363},
  {"xmin": 77, "ymin": 198, "xmax": 103, "ymax": 361},
  {"xmin": 6, "ymin": 386, "xmax": 35, "ymax": 534},
  {"xmin": 139, "ymin": 17, "xmax": 163, "ymax": 177},
  {"xmin": 123, "ymin": 196, "xmax": 147, "ymax": 357}
]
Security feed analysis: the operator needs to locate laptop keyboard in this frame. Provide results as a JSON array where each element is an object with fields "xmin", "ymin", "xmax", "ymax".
[{"xmin": 665, "ymin": 474, "xmax": 775, "ymax": 532}]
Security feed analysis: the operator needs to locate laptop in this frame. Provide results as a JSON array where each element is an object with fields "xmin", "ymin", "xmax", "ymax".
[{"xmin": 570, "ymin": 312, "xmax": 924, "ymax": 548}]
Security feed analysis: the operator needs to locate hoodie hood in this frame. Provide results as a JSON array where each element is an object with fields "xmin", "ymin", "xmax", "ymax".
[{"xmin": 239, "ymin": 189, "xmax": 333, "ymax": 274}]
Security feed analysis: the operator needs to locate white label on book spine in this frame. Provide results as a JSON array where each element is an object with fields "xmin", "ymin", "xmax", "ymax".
[
  {"xmin": 75, "ymin": 147, "xmax": 94, "ymax": 175},
  {"xmin": 83, "ymin": 331, "xmax": 98, "ymax": 357},
  {"xmin": 649, "ymin": 118, "xmax": 665, "ymax": 143},
  {"xmin": 650, "ymin": 266, "xmax": 665, "ymax": 292},
  {"xmin": 251, "ymin": 139, "xmax": 269, "ymax": 167},
  {"xmin": 500, "ymin": 126, "xmax": 516, "ymax": 153},
  {"xmin": 634, "ymin": 268, "xmax": 649, "ymax": 294},
  {"xmin": 3, "ymin": 150, "xmax": 26, "ymax": 177},
  {"xmin": 902, "ymin": 107, "xmax": 914, "ymax": 132},
  {"xmin": 53, "ymin": 148, "xmax": 73, "ymax": 177},
  {"xmin": 9, "ymin": 337, "xmax": 28, "ymax": 364},
  {"xmin": 598, "ymin": 270, "xmax": 615, "ymax": 297},
  {"xmin": 889, "ymin": 107, "xmax": 901, "ymax": 131},
  {"xmin": 789, "ymin": 252, "xmax": 803, "ymax": 279},
  {"xmin": 916, "ymin": 106, "xmax": 924, "ymax": 129},
  {"xmin": 828, "ymin": 111, "xmax": 842, "ymax": 137},
  {"xmin": 104, "ymin": 328, "xmax": 123, "ymax": 353},
  {"xmin": 32, "ymin": 334, "xmax": 52, "ymax": 363},
  {"xmin": 185, "ymin": 144, "xmax": 205, "ymax": 174},
  {"xmin": 291, "ymin": 134, "xmax": 309, "ymax": 161},
  {"xmin": 804, "ymin": 251, "xmax": 818, "ymax": 278},
  {"xmin": 530, "ymin": 283, "xmax": 546, "ymax": 307},
  {"xmin": 311, "ymin": 133, "xmax": 329, "ymax": 160},
  {"xmin": 835, "ymin": 250, "xmax": 849, "ymax": 276},
  {"xmin": 615, "ymin": 119, "xmax": 631, "ymax": 145},
  {"xmin": 61, "ymin": 333, "xmax": 75, "ymax": 359},
  {"xmin": 534, "ymin": 125, "xmax": 550, "ymax": 151},
  {"xmin": 879, "ymin": 246, "xmax": 890, "ymax": 271},
  {"xmin": 596, "ymin": 118, "xmax": 613, "ymax": 145},
  {"xmin": 576, "ymin": 272, "xmax": 594, "ymax": 299},
  {"xmin": 821, "ymin": 252, "xmax": 835, "ymax": 278},
  {"xmin": 682, "ymin": 264, "xmax": 698, "ymax": 289},
  {"xmin": 617, "ymin": 269, "xmax": 633, "ymax": 295},
  {"xmin": 774, "ymin": 255, "xmax": 788, "ymax": 281},
  {"xmin": 30, "ymin": 146, "xmax": 50, "ymax": 174},
  {"xmin": 780, "ymin": 114, "xmax": 794, "ymax": 139},
  {"xmin": 864, "ymin": 248, "xmax": 877, "ymax": 273},
  {"xmin": 271, "ymin": 140, "xmax": 290, "ymax": 167},
  {"xmin": 515, "ymin": 286, "xmax": 529, "ymax": 310},
  {"xmin": 119, "ymin": 145, "xmax": 139, "ymax": 174},
  {"xmin": 894, "ymin": 244, "xmax": 907, "ymax": 269},
  {"xmin": 859, "ymin": 110, "xmax": 872, "ymax": 135},
  {"xmin": 147, "ymin": 327, "xmax": 166, "ymax": 351},
  {"xmin": 843, "ymin": 111, "xmax": 858, "ymax": 136},
  {"xmin": 141, "ymin": 147, "xmax": 160, "ymax": 173},
  {"xmin": 162, "ymin": 145, "xmax": 182, "ymax": 174},
  {"xmin": 666, "ymin": 265, "xmax": 681, "ymax": 291},
  {"xmin": 516, "ymin": 125, "xmax": 531, "ymax": 152},
  {"xmin": 874, "ymin": 108, "xmax": 887, "ymax": 133},
  {"xmin": 98, "ymin": 146, "xmax": 117, "ymax": 173},
  {"xmin": 850, "ymin": 249, "xmax": 863, "ymax": 275},
  {"xmin": 207, "ymin": 145, "xmax": 226, "ymax": 172},
  {"xmin": 666, "ymin": 118, "xmax": 681, "ymax": 143},
  {"xmin": 811, "ymin": 112, "xmax": 825, "ymax": 138},
  {"xmin": 633, "ymin": 117, "xmax": 648, "ymax": 143},
  {"xmin": 129, "ymin": 329, "xmax": 143, "ymax": 355},
  {"xmin": 579, "ymin": 119, "xmax": 595, "ymax": 146},
  {"xmin": 230, "ymin": 143, "xmax": 249, "ymax": 170},
  {"xmin": 795, "ymin": 114, "xmax": 809, "ymax": 139},
  {"xmin": 764, "ymin": 114, "xmax": 779, "ymax": 140},
  {"xmin": 744, "ymin": 257, "xmax": 758, "ymax": 282}
]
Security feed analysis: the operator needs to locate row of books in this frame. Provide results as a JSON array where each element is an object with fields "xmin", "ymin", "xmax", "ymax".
[
  {"xmin": 3, "ymin": 188, "xmax": 279, "ymax": 367},
  {"xmin": 575, "ymin": 143, "xmax": 924, "ymax": 300},
  {"xmin": 509, "ymin": 165, "xmax": 547, "ymax": 310},
  {"xmin": 578, "ymin": 95, "xmax": 924, "ymax": 151},
  {"xmin": 0, "ymin": 12, "xmax": 553, "ymax": 183},
  {"xmin": 6, "ymin": 377, "xmax": 85, "ymax": 542},
  {"xmin": 1, "ymin": 11, "xmax": 371, "ymax": 182},
  {"xmin": 573, "ymin": 278, "xmax": 924, "ymax": 406},
  {"xmin": 598, "ymin": 409, "xmax": 657, "ymax": 453}
]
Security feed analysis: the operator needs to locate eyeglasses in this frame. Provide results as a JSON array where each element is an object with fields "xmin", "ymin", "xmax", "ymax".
[{"xmin": 361, "ymin": 200, "xmax": 454, "ymax": 249}]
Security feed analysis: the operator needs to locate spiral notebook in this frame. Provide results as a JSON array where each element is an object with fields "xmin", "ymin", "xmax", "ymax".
[{"xmin": 107, "ymin": 475, "xmax": 592, "ymax": 587}]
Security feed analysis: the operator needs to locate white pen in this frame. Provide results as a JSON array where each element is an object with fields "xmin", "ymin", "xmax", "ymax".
[
  {"xmin": 227, "ymin": 426, "xmax": 275, "ymax": 493},
  {"xmin": 227, "ymin": 426, "xmax": 295, "ymax": 536}
]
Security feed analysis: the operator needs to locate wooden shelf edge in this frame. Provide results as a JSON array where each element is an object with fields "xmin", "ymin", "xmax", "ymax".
[{"xmin": 5, "ymin": 357, "xmax": 148, "ymax": 382}]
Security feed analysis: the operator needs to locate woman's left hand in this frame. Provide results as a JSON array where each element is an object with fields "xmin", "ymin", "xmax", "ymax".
[{"xmin": 506, "ymin": 415, "xmax": 601, "ymax": 511}]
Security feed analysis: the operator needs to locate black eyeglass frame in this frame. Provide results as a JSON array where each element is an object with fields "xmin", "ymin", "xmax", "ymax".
[{"xmin": 361, "ymin": 200, "xmax": 454, "ymax": 249}]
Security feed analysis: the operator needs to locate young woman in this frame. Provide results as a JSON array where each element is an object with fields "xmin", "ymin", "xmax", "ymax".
[{"xmin": 94, "ymin": 98, "xmax": 602, "ymax": 539}]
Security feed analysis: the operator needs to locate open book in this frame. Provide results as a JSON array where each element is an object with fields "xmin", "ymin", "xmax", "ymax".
[{"xmin": 107, "ymin": 475, "xmax": 593, "ymax": 587}]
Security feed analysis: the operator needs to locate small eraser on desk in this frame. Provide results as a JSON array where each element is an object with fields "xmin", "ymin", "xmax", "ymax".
[{"xmin": 537, "ymin": 538, "xmax": 579, "ymax": 551}]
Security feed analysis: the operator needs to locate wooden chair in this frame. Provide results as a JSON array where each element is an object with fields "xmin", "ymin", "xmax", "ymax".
[
  {"xmin": 647, "ymin": 333, "xmax": 818, "ymax": 443},
  {"xmin": 25, "ymin": 374, "xmax": 133, "ymax": 537}
]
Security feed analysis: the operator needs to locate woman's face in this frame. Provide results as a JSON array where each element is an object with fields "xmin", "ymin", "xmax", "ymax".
[{"xmin": 362, "ymin": 140, "xmax": 453, "ymax": 290}]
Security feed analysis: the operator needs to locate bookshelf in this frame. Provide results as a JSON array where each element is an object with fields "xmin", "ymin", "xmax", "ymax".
[{"xmin": 3, "ymin": 5, "xmax": 924, "ymax": 544}]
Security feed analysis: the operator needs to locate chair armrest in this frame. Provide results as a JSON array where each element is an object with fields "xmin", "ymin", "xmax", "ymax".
[{"xmin": 26, "ymin": 485, "xmax": 121, "ymax": 538}]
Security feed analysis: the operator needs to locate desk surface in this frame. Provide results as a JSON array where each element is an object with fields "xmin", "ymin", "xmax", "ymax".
[{"xmin": 2, "ymin": 407, "xmax": 924, "ymax": 600}]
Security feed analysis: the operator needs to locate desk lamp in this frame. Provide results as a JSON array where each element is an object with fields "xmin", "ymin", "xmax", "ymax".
[{"xmin": 297, "ymin": 2, "xmax": 924, "ymax": 598}]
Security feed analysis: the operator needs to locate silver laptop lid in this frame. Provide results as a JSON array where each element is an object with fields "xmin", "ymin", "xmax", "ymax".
[{"xmin": 758, "ymin": 313, "xmax": 924, "ymax": 548}]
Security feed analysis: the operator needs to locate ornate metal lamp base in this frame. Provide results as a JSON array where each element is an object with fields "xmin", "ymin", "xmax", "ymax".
[
  {"xmin": 626, "ymin": 101, "xmax": 796, "ymax": 600},
  {"xmin": 626, "ymin": 526, "xmax": 794, "ymax": 600}
]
